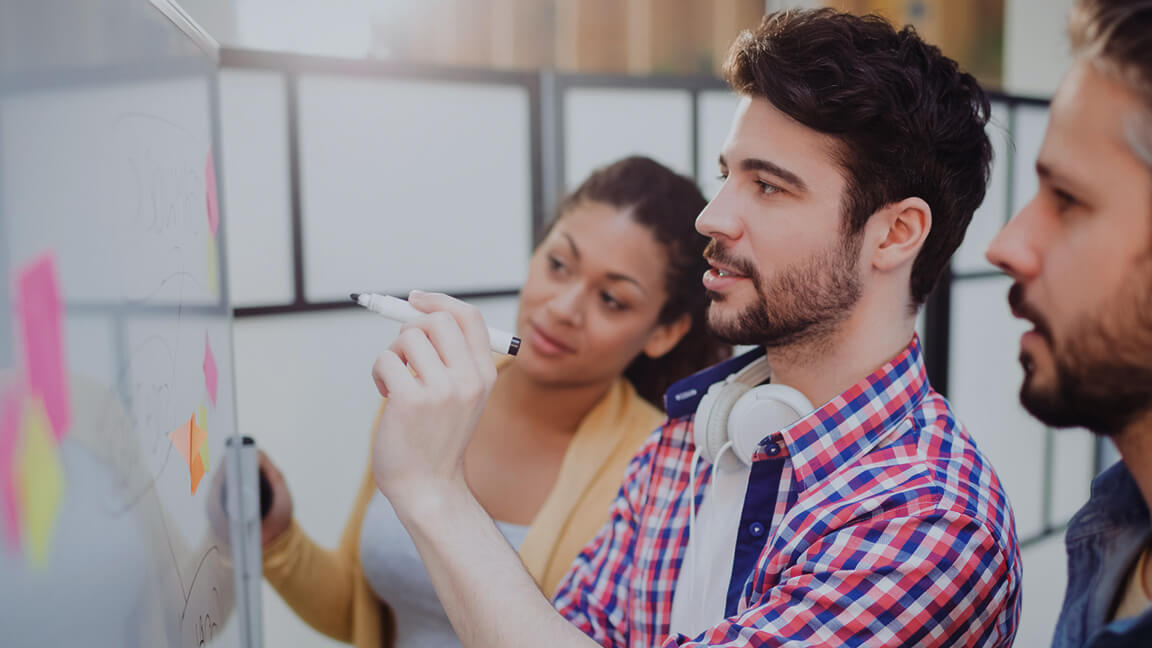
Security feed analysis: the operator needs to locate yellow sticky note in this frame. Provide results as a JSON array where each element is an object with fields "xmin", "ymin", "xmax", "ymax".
[
  {"xmin": 197, "ymin": 405, "xmax": 209, "ymax": 473},
  {"xmin": 17, "ymin": 396, "xmax": 64, "ymax": 567}
]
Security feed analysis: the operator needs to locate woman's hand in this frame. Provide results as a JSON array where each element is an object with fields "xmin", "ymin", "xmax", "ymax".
[
  {"xmin": 369, "ymin": 291, "xmax": 497, "ymax": 508},
  {"xmin": 205, "ymin": 448, "xmax": 293, "ymax": 550},
  {"xmin": 259, "ymin": 450, "xmax": 294, "ymax": 546}
]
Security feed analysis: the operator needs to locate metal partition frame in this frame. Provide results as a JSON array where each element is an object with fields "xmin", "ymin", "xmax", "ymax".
[{"xmin": 220, "ymin": 49, "xmax": 543, "ymax": 318}]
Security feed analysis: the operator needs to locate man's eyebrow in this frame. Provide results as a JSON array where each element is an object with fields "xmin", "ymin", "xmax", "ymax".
[
  {"xmin": 1036, "ymin": 160, "xmax": 1090, "ymax": 196},
  {"xmin": 719, "ymin": 154, "xmax": 808, "ymax": 192}
]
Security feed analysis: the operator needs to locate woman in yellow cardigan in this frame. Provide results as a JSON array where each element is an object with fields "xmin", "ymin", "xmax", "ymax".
[{"xmin": 257, "ymin": 156, "xmax": 730, "ymax": 648}]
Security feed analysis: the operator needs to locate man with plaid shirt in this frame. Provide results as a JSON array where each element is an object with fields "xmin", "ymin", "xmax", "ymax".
[
  {"xmin": 367, "ymin": 8, "xmax": 1021, "ymax": 648},
  {"xmin": 554, "ymin": 338, "xmax": 1019, "ymax": 646}
]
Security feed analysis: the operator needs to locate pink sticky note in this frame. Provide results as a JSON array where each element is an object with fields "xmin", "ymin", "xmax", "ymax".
[
  {"xmin": 17, "ymin": 254, "xmax": 70, "ymax": 440},
  {"xmin": 206, "ymin": 151, "xmax": 219, "ymax": 236},
  {"xmin": 203, "ymin": 335, "xmax": 218, "ymax": 407},
  {"xmin": 0, "ymin": 386, "xmax": 24, "ymax": 553}
]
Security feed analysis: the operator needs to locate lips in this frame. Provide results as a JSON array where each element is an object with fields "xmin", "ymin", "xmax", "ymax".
[
  {"xmin": 1007, "ymin": 284, "xmax": 1052, "ymax": 342},
  {"xmin": 702, "ymin": 258, "xmax": 751, "ymax": 292},
  {"xmin": 527, "ymin": 323, "xmax": 576, "ymax": 356},
  {"xmin": 705, "ymin": 258, "xmax": 747, "ymax": 279}
]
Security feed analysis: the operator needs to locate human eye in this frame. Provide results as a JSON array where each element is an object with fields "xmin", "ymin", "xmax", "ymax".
[
  {"xmin": 600, "ymin": 291, "xmax": 627, "ymax": 311},
  {"xmin": 756, "ymin": 180, "xmax": 781, "ymax": 196},
  {"xmin": 1053, "ymin": 188, "xmax": 1079, "ymax": 213},
  {"xmin": 547, "ymin": 255, "xmax": 568, "ymax": 275}
]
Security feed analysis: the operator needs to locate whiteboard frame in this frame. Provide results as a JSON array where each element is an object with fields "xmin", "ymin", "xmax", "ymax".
[{"xmin": 150, "ymin": 0, "xmax": 221, "ymax": 62}]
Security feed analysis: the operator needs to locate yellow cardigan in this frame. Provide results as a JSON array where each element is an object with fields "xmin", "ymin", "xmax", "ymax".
[{"xmin": 262, "ymin": 363, "xmax": 664, "ymax": 648}]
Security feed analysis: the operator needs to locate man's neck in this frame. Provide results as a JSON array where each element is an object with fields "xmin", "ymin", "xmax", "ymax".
[
  {"xmin": 765, "ymin": 309, "xmax": 917, "ymax": 409},
  {"xmin": 1111, "ymin": 410, "xmax": 1152, "ymax": 516}
]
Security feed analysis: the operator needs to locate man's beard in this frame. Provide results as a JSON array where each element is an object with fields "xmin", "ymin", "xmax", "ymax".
[
  {"xmin": 1014, "ymin": 254, "xmax": 1152, "ymax": 435},
  {"xmin": 703, "ymin": 229, "xmax": 864, "ymax": 349}
]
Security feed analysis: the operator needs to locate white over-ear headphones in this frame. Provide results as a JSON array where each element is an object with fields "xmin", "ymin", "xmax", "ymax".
[
  {"xmin": 693, "ymin": 356, "xmax": 814, "ymax": 466},
  {"xmin": 674, "ymin": 355, "xmax": 815, "ymax": 636}
]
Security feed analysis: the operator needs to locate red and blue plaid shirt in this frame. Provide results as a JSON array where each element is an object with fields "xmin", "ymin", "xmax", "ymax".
[{"xmin": 553, "ymin": 337, "xmax": 1021, "ymax": 647}]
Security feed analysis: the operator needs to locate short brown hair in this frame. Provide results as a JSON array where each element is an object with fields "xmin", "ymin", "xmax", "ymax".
[
  {"xmin": 1070, "ymin": 0, "xmax": 1152, "ymax": 166},
  {"xmin": 723, "ymin": 9, "xmax": 992, "ymax": 306}
]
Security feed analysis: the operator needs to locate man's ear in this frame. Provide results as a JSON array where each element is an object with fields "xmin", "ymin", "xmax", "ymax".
[
  {"xmin": 870, "ymin": 197, "xmax": 932, "ymax": 272},
  {"xmin": 643, "ymin": 313, "xmax": 692, "ymax": 359}
]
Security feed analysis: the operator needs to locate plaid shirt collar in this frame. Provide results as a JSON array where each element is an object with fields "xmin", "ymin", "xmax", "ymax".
[
  {"xmin": 775, "ymin": 335, "xmax": 929, "ymax": 492},
  {"xmin": 666, "ymin": 335, "xmax": 929, "ymax": 492}
]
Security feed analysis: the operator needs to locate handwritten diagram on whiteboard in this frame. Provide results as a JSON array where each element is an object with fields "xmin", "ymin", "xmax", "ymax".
[{"xmin": 0, "ymin": 2, "xmax": 248, "ymax": 647}]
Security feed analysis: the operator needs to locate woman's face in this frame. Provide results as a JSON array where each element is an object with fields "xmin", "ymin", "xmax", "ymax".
[{"xmin": 515, "ymin": 201, "xmax": 678, "ymax": 389}]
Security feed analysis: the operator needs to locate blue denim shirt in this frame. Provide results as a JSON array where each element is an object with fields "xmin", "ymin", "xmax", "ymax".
[{"xmin": 1054, "ymin": 461, "xmax": 1152, "ymax": 647}]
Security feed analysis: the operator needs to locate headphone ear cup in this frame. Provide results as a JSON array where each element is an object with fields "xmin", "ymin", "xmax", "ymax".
[
  {"xmin": 726, "ymin": 384, "xmax": 814, "ymax": 464},
  {"xmin": 693, "ymin": 381, "xmax": 752, "ymax": 465}
]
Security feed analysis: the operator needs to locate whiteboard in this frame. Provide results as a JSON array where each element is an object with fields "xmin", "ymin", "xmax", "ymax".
[
  {"xmin": 1012, "ymin": 105, "xmax": 1051, "ymax": 215},
  {"xmin": 948, "ymin": 277, "xmax": 1049, "ymax": 538},
  {"xmin": 697, "ymin": 90, "xmax": 741, "ymax": 199},
  {"xmin": 953, "ymin": 102, "xmax": 1014, "ymax": 274},
  {"xmin": 0, "ymin": 1, "xmax": 256, "ymax": 647},
  {"xmin": 295, "ymin": 75, "xmax": 533, "ymax": 302},
  {"xmin": 218, "ymin": 69, "xmax": 295, "ymax": 308},
  {"xmin": 563, "ymin": 86, "xmax": 694, "ymax": 193}
]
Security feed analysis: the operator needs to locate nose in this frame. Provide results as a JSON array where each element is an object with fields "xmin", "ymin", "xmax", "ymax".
[
  {"xmin": 985, "ymin": 194, "xmax": 1045, "ymax": 282},
  {"xmin": 545, "ymin": 282, "xmax": 586, "ymax": 327},
  {"xmin": 695, "ymin": 182, "xmax": 742, "ymax": 243}
]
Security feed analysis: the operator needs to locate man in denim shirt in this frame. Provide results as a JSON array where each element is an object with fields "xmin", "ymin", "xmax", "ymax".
[{"xmin": 986, "ymin": 0, "xmax": 1152, "ymax": 645}]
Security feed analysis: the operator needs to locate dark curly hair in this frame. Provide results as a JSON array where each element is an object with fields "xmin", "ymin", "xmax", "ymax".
[
  {"xmin": 723, "ymin": 9, "xmax": 993, "ymax": 306},
  {"xmin": 550, "ymin": 156, "xmax": 731, "ymax": 408}
]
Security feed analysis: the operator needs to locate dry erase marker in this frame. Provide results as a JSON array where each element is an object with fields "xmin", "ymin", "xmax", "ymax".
[{"xmin": 350, "ymin": 293, "xmax": 521, "ymax": 356}]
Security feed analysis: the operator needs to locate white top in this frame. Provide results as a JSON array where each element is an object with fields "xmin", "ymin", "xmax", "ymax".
[
  {"xmin": 360, "ymin": 490, "xmax": 530, "ymax": 648},
  {"xmin": 1113, "ymin": 545, "xmax": 1152, "ymax": 622},
  {"xmin": 668, "ymin": 452, "xmax": 752, "ymax": 638}
]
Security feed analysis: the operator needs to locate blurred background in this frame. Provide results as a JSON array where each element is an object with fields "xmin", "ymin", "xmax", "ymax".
[
  {"xmin": 12, "ymin": 1, "xmax": 1081, "ymax": 645},
  {"xmin": 173, "ymin": 0, "xmax": 1081, "ymax": 94}
]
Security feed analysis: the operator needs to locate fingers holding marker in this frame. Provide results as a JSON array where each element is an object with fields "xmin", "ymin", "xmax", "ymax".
[
  {"xmin": 372, "ymin": 349, "xmax": 415, "ymax": 398},
  {"xmin": 391, "ymin": 326, "xmax": 452, "ymax": 394},
  {"xmin": 402, "ymin": 309, "xmax": 474, "ymax": 373},
  {"xmin": 407, "ymin": 291, "xmax": 500, "ymax": 381},
  {"xmin": 350, "ymin": 292, "xmax": 519, "ymax": 357}
]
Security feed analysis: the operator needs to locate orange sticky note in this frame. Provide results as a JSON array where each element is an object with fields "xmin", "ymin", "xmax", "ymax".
[
  {"xmin": 189, "ymin": 449, "xmax": 205, "ymax": 495},
  {"xmin": 16, "ymin": 396, "xmax": 64, "ymax": 567},
  {"xmin": 169, "ymin": 415, "xmax": 207, "ymax": 494}
]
